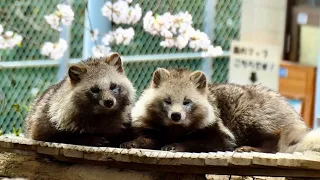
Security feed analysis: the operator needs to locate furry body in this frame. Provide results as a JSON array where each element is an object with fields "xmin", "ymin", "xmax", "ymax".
[
  {"xmin": 121, "ymin": 68, "xmax": 316, "ymax": 153},
  {"xmin": 208, "ymin": 83, "xmax": 308, "ymax": 153},
  {"xmin": 25, "ymin": 53, "xmax": 135, "ymax": 147}
]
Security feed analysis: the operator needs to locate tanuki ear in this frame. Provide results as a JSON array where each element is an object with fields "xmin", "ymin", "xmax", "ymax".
[
  {"xmin": 105, "ymin": 52, "xmax": 123, "ymax": 73},
  {"xmin": 151, "ymin": 68, "xmax": 170, "ymax": 88},
  {"xmin": 189, "ymin": 71, "xmax": 207, "ymax": 91},
  {"xmin": 68, "ymin": 65, "xmax": 87, "ymax": 83}
]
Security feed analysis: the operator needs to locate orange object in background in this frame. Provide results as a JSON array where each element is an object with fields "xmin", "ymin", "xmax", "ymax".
[{"xmin": 279, "ymin": 61, "xmax": 316, "ymax": 128}]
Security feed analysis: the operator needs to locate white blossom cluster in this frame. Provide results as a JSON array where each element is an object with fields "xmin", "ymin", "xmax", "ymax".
[
  {"xmin": 143, "ymin": 11, "xmax": 193, "ymax": 37},
  {"xmin": 44, "ymin": 4, "xmax": 74, "ymax": 31},
  {"xmin": 101, "ymin": 0, "xmax": 142, "ymax": 25},
  {"xmin": 92, "ymin": 45, "xmax": 112, "ymax": 58},
  {"xmin": 41, "ymin": 3, "xmax": 73, "ymax": 59},
  {"xmin": 94, "ymin": 0, "xmax": 140, "ymax": 58},
  {"xmin": 102, "ymin": 27, "xmax": 135, "ymax": 46},
  {"xmin": 40, "ymin": 38, "xmax": 68, "ymax": 60},
  {"xmin": 201, "ymin": 46, "xmax": 223, "ymax": 57},
  {"xmin": 40, "ymin": 2, "xmax": 223, "ymax": 60},
  {"xmin": 0, "ymin": 24, "xmax": 23, "ymax": 50},
  {"xmin": 91, "ymin": 27, "xmax": 135, "ymax": 57},
  {"xmin": 143, "ymin": 11, "xmax": 223, "ymax": 56}
]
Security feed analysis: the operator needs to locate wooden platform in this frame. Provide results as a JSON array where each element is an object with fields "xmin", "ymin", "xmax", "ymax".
[{"xmin": 1, "ymin": 136, "xmax": 320, "ymax": 179}]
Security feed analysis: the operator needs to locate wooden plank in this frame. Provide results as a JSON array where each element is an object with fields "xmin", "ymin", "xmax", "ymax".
[
  {"xmin": 252, "ymin": 152, "xmax": 279, "ymax": 166},
  {"xmin": 228, "ymin": 152, "xmax": 253, "ymax": 166},
  {"xmin": 205, "ymin": 152, "xmax": 229, "ymax": 166},
  {"xmin": 298, "ymin": 151, "xmax": 320, "ymax": 170},
  {"xmin": 179, "ymin": 152, "xmax": 194, "ymax": 165},
  {"xmin": 0, "ymin": 151, "xmax": 153, "ymax": 180},
  {"xmin": 276, "ymin": 152, "xmax": 301, "ymax": 167},
  {"xmin": 60, "ymin": 148, "xmax": 84, "ymax": 158},
  {"xmin": 83, "ymin": 151, "xmax": 104, "ymax": 161},
  {"xmin": 3, "ymin": 136, "xmax": 320, "ymax": 175},
  {"xmin": 37, "ymin": 146, "xmax": 59, "ymax": 156}
]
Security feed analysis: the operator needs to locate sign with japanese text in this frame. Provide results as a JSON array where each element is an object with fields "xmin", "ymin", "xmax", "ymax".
[{"xmin": 229, "ymin": 41, "xmax": 282, "ymax": 90}]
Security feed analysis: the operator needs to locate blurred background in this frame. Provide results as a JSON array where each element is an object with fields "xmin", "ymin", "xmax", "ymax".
[{"xmin": 0, "ymin": 0, "xmax": 319, "ymax": 136}]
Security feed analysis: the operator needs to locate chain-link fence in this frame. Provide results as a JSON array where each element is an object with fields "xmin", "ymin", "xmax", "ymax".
[{"xmin": 0, "ymin": 0, "xmax": 241, "ymax": 134}]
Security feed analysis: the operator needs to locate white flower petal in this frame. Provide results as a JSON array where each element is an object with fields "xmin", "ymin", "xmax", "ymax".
[
  {"xmin": 101, "ymin": 2, "xmax": 113, "ymax": 18},
  {"xmin": 5, "ymin": 31, "xmax": 13, "ymax": 37},
  {"xmin": 44, "ymin": 14, "xmax": 61, "ymax": 31},
  {"xmin": 202, "ymin": 45, "xmax": 223, "ymax": 57},
  {"xmin": 103, "ymin": 27, "xmax": 135, "ymax": 46},
  {"xmin": 40, "ymin": 38, "xmax": 68, "ymax": 60},
  {"xmin": 57, "ymin": 4, "xmax": 74, "ymax": 26},
  {"xmin": 92, "ymin": 45, "xmax": 111, "ymax": 58},
  {"xmin": 41, "ymin": 42, "xmax": 54, "ymax": 56}
]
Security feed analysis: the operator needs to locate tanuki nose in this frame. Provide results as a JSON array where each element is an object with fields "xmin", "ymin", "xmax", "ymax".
[
  {"xmin": 171, "ymin": 112, "xmax": 181, "ymax": 122},
  {"xmin": 104, "ymin": 99, "xmax": 114, "ymax": 108}
]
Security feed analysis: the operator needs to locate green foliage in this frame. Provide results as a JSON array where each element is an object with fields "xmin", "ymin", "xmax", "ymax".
[{"xmin": 12, "ymin": 127, "xmax": 22, "ymax": 136}]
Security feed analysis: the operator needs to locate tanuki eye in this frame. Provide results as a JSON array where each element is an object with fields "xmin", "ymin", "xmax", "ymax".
[
  {"xmin": 90, "ymin": 87, "xmax": 100, "ymax": 93},
  {"xmin": 110, "ymin": 83, "xmax": 117, "ymax": 90},
  {"xmin": 183, "ymin": 99, "xmax": 192, "ymax": 106},
  {"xmin": 164, "ymin": 98, "xmax": 171, "ymax": 105}
]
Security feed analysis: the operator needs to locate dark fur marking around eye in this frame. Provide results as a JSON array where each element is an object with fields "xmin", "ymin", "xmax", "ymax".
[
  {"xmin": 110, "ymin": 83, "xmax": 117, "ymax": 90},
  {"xmin": 183, "ymin": 98, "xmax": 192, "ymax": 106},
  {"xmin": 110, "ymin": 83, "xmax": 121, "ymax": 94},
  {"xmin": 164, "ymin": 97, "xmax": 171, "ymax": 105},
  {"xmin": 90, "ymin": 86, "xmax": 100, "ymax": 94},
  {"xmin": 87, "ymin": 86, "xmax": 100, "ymax": 101}
]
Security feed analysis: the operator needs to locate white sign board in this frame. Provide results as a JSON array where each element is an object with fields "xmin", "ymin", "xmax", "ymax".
[{"xmin": 229, "ymin": 41, "xmax": 282, "ymax": 91}]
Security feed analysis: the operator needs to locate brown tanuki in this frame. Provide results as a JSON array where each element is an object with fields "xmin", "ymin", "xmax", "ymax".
[
  {"xmin": 24, "ymin": 53, "xmax": 135, "ymax": 147},
  {"xmin": 121, "ymin": 68, "xmax": 320, "ymax": 153}
]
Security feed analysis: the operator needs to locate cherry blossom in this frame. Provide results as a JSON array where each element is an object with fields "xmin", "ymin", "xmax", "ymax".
[
  {"xmin": 101, "ymin": 0, "xmax": 142, "ymax": 25},
  {"xmin": 143, "ymin": 11, "xmax": 223, "ymax": 55},
  {"xmin": 0, "ymin": 26, "xmax": 23, "ymax": 50},
  {"xmin": 40, "ymin": 38, "xmax": 68, "ymax": 60},
  {"xmin": 44, "ymin": 4, "xmax": 74, "ymax": 31},
  {"xmin": 102, "ymin": 34, "xmax": 113, "ymax": 46},
  {"xmin": 201, "ymin": 46, "xmax": 223, "ymax": 57},
  {"xmin": 92, "ymin": 45, "xmax": 111, "ymax": 58},
  {"xmin": 40, "ymin": 3, "xmax": 224, "ymax": 60},
  {"xmin": 57, "ymin": 4, "xmax": 74, "ymax": 26},
  {"xmin": 102, "ymin": 27, "xmax": 135, "ymax": 46},
  {"xmin": 45, "ymin": 14, "xmax": 61, "ymax": 31},
  {"xmin": 188, "ymin": 29, "xmax": 211, "ymax": 51}
]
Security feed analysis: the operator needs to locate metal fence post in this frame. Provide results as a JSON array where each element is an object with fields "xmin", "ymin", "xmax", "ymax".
[
  {"xmin": 57, "ymin": 0, "xmax": 73, "ymax": 81},
  {"xmin": 202, "ymin": 0, "xmax": 217, "ymax": 83},
  {"xmin": 82, "ymin": 0, "xmax": 111, "ymax": 59}
]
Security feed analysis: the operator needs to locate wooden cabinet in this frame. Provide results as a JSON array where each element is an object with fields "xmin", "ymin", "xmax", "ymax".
[{"xmin": 279, "ymin": 61, "xmax": 316, "ymax": 127}]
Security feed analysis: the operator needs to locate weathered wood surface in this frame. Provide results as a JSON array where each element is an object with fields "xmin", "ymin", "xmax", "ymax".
[
  {"xmin": 1, "ymin": 136, "xmax": 320, "ymax": 178},
  {"xmin": 0, "ymin": 152, "xmax": 149, "ymax": 180},
  {"xmin": 0, "ymin": 151, "xmax": 206, "ymax": 180}
]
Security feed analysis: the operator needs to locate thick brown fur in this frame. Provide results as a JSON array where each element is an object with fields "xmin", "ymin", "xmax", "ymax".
[
  {"xmin": 209, "ymin": 82, "xmax": 309, "ymax": 153},
  {"xmin": 24, "ymin": 53, "xmax": 135, "ymax": 147},
  {"xmin": 121, "ymin": 68, "xmax": 311, "ymax": 153},
  {"xmin": 121, "ymin": 68, "xmax": 237, "ymax": 152}
]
